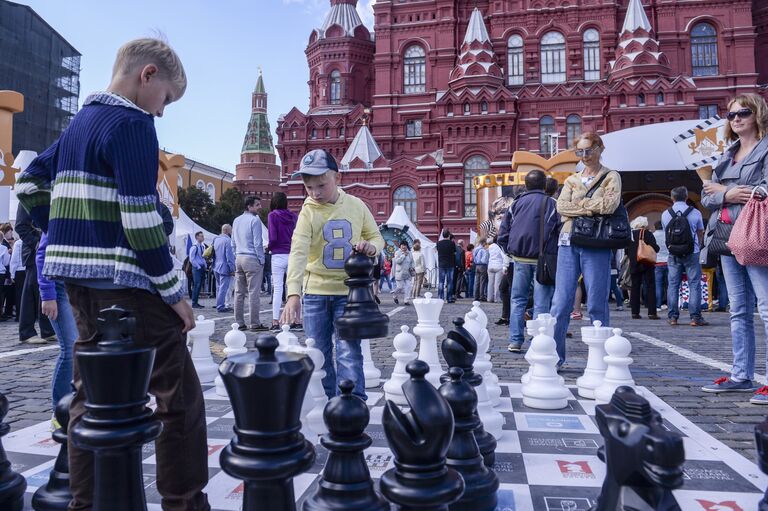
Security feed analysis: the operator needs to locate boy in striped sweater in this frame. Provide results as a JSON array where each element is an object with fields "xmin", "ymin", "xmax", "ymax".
[{"xmin": 16, "ymin": 38, "xmax": 209, "ymax": 511}]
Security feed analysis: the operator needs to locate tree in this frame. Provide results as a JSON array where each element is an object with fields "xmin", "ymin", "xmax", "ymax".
[
  {"xmin": 178, "ymin": 186, "xmax": 214, "ymax": 230},
  {"xmin": 209, "ymin": 188, "xmax": 245, "ymax": 230}
]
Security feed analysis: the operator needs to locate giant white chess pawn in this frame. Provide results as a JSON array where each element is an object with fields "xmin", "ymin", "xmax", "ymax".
[
  {"xmin": 412, "ymin": 292, "xmax": 445, "ymax": 388},
  {"xmin": 521, "ymin": 313, "xmax": 558, "ymax": 385},
  {"xmin": 362, "ymin": 339, "xmax": 382, "ymax": 388},
  {"xmin": 577, "ymin": 320, "xmax": 612, "ymax": 399},
  {"xmin": 276, "ymin": 324, "xmax": 300, "ymax": 352},
  {"xmin": 464, "ymin": 311, "xmax": 505, "ymax": 439},
  {"xmin": 468, "ymin": 302, "xmax": 502, "ymax": 407},
  {"xmin": 216, "ymin": 323, "xmax": 248, "ymax": 397},
  {"xmin": 522, "ymin": 327, "xmax": 570, "ymax": 409},
  {"xmin": 383, "ymin": 326, "xmax": 418, "ymax": 405},
  {"xmin": 304, "ymin": 338, "xmax": 329, "ymax": 438},
  {"xmin": 594, "ymin": 329, "xmax": 636, "ymax": 404},
  {"xmin": 189, "ymin": 315, "xmax": 217, "ymax": 384}
]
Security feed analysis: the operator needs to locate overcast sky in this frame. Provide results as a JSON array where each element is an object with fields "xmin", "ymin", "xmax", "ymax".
[{"xmin": 18, "ymin": 0, "xmax": 376, "ymax": 171}]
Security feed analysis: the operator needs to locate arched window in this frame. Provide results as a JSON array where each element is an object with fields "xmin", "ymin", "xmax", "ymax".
[
  {"xmin": 583, "ymin": 29, "xmax": 600, "ymax": 81},
  {"xmin": 507, "ymin": 34, "xmax": 524, "ymax": 86},
  {"xmin": 463, "ymin": 102, "xmax": 471, "ymax": 115},
  {"xmin": 539, "ymin": 115, "xmax": 556, "ymax": 155},
  {"xmin": 498, "ymin": 100, "xmax": 506, "ymax": 113},
  {"xmin": 393, "ymin": 186, "xmax": 418, "ymax": 222},
  {"xmin": 463, "ymin": 155, "xmax": 489, "ymax": 217},
  {"xmin": 691, "ymin": 22, "xmax": 718, "ymax": 76},
  {"xmin": 656, "ymin": 92, "xmax": 665, "ymax": 105},
  {"xmin": 403, "ymin": 45, "xmax": 426, "ymax": 93},
  {"xmin": 481, "ymin": 101, "xmax": 488, "ymax": 113},
  {"xmin": 329, "ymin": 70, "xmax": 342, "ymax": 104},
  {"xmin": 177, "ymin": 174, "xmax": 183, "ymax": 188},
  {"xmin": 637, "ymin": 93, "xmax": 646, "ymax": 106},
  {"xmin": 206, "ymin": 183, "xmax": 215, "ymax": 201},
  {"xmin": 566, "ymin": 114, "xmax": 582, "ymax": 149},
  {"xmin": 196, "ymin": 179, "xmax": 205, "ymax": 190},
  {"xmin": 446, "ymin": 101, "xmax": 454, "ymax": 117},
  {"xmin": 541, "ymin": 32, "xmax": 566, "ymax": 84},
  {"xmin": 325, "ymin": 127, "xmax": 330, "ymax": 138}
]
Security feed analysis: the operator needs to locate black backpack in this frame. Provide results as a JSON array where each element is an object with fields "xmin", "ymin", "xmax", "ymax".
[{"xmin": 665, "ymin": 206, "xmax": 695, "ymax": 256}]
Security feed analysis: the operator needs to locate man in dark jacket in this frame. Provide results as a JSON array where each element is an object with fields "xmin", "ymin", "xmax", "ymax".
[
  {"xmin": 497, "ymin": 170, "xmax": 560, "ymax": 352},
  {"xmin": 436, "ymin": 229, "xmax": 456, "ymax": 302},
  {"xmin": 453, "ymin": 238, "xmax": 466, "ymax": 299},
  {"xmin": 15, "ymin": 203, "xmax": 55, "ymax": 343}
]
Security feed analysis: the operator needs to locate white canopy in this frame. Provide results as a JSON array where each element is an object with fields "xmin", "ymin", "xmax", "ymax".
[
  {"xmin": 173, "ymin": 208, "xmax": 268, "ymax": 261},
  {"xmin": 382, "ymin": 205, "xmax": 438, "ymax": 272}
]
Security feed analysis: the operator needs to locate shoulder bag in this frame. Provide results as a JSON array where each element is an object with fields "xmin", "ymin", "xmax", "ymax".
[
  {"xmin": 636, "ymin": 228, "xmax": 657, "ymax": 266},
  {"xmin": 570, "ymin": 172, "xmax": 632, "ymax": 249},
  {"xmin": 705, "ymin": 208, "xmax": 733, "ymax": 257},
  {"xmin": 535, "ymin": 197, "xmax": 557, "ymax": 285}
]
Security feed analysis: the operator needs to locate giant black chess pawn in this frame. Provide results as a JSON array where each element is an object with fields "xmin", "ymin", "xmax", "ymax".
[
  {"xmin": 439, "ymin": 367, "xmax": 498, "ymax": 511},
  {"xmin": 70, "ymin": 306, "xmax": 162, "ymax": 511},
  {"xmin": 380, "ymin": 360, "xmax": 465, "ymax": 511},
  {"xmin": 756, "ymin": 414, "xmax": 768, "ymax": 511},
  {"xmin": 440, "ymin": 318, "xmax": 496, "ymax": 467},
  {"xmin": 303, "ymin": 380, "xmax": 388, "ymax": 511},
  {"xmin": 335, "ymin": 250, "xmax": 389, "ymax": 340},
  {"xmin": 592, "ymin": 386, "xmax": 685, "ymax": 511},
  {"xmin": 0, "ymin": 392, "xmax": 26, "ymax": 511},
  {"xmin": 220, "ymin": 334, "xmax": 316, "ymax": 511},
  {"xmin": 32, "ymin": 392, "xmax": 74, "ymax": 510}
]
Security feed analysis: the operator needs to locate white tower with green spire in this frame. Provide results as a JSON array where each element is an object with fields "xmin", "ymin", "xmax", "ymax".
[{"xmin": 235, "ymin": 68, "xmax": 281, "ymax": 199}]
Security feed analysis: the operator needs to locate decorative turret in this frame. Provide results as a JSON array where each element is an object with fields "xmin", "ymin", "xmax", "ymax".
[
  {"xmin": 234, "ymin": 68, "xmax": 281, "ymax": 200},
  {"xmin": 608, "ymin": 0, "xmax": 671, "ymax": 81},
  {"xmin": 340, "ymin": 122, "xmax": 385, "ymax": 170},
  {"xmin": 448, "ymin": 8, "xmax": 504, "ymax": 90}
]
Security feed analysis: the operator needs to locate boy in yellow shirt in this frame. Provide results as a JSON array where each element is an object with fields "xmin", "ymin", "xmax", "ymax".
[{"xmin": 281, "ymin": 149, "xmax": 384, "ymax": 400}]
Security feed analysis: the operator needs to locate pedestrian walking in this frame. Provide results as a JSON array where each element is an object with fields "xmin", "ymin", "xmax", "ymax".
[
  {"xmin": 392, "ymin": 241, "xmax": 414, "ymax": 305},
  {"xmin": 188, "ymin": 231, "xmax": 207, "ymax": 308},
  {"xmin": 436, "ymin": 229, "xmax": 456, "ymax": 302},
  {"xmin": 268, "ymin": 191, "xmax": 298, "ymax": 331},
  {"xmin": 662, "ymin": 186, "xmax": 707, "ymax": 326},
  {"xmin": 411, "ymin": 239, "xmax": 425, "ymax": 300},
  {"xmin": 212, "ymin": 224, "xmax": 235, "ymax": 313},
  {"xmin": 473, "ymin": 240, "xmax": 489, "ymax": 301},
  {"xmin": 486, "ymin": 238, "xmax": 505, "ymax": 302},
  {"xmin": 627, "ymin": 216, "xmax": 659, "ymax": 319}
]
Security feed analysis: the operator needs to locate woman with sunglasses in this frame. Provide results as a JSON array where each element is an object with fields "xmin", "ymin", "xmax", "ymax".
[
  {"xmin": 701, "ymin": 93, "xmax": 768, "ymax": 403},
  {"xmin": 549, "ymin": 132, "xmax": 622, "ymax": 367}
]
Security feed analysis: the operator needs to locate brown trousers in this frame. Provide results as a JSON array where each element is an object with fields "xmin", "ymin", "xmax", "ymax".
[{"xmin": 66, "ymin": 285, "xmax": 210, "ymax": 511}]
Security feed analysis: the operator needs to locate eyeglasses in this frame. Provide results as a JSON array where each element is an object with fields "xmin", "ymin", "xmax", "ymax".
[
  {"xmin": 727, "ymin": 108, "xmax": 753, "ymax": 121},
  {"xmin": 574, "ymin": 147, "xmax": 597, "ymax": 157}
]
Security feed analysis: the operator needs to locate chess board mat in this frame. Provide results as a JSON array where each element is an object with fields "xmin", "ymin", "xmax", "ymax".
[{"xmin": 7, "ymin": 382, "xmax": 767, "ymax": 511}]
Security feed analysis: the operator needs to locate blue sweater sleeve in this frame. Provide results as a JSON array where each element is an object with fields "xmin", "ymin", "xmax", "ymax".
[
  {"xmin": 16, "ymin": 140, "xmax": 58, "ymax": 232},
  {"xmin": 104, "ymin": 118, "xmax": 182, "ymax": 303},
  {"xmin": 36, "ymin": 233, "xmax": 56, "ymax": 302}
]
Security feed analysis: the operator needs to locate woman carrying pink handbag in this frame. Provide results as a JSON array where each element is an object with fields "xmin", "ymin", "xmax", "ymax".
[{"xmin": 700, "ymin": 93, "xmax": 768, "ymax": 404}]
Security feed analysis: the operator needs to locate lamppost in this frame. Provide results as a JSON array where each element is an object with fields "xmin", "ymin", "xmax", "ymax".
[{"xmin": 434, "ymin": 149, "xmax": 444, "ymax": 234}]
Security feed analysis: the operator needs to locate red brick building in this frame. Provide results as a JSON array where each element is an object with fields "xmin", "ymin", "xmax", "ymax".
[{"xmin": 275, "ymin": 0, "xmax": 768, "ymax": 238}]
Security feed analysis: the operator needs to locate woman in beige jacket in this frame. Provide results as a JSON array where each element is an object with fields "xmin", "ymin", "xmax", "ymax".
[
  {"xmin": 411, "ymin": 240, "xmax": 425, "ymax": 299},
  {"xmin": 549, "ymin": 132, "xmax": 623, "ymax": 367}
]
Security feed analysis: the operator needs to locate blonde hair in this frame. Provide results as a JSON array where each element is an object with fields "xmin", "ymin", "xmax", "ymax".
[
  {"xmin": 630, "ymin": 216, "xmax": 649, "ymax": 230},
  {"xmin": 724, "ymin": 93, "xmax": 768, "ymax": 141},
  {"xmin": 112, "ymin": 38, "xmax": 187, "ymax": 95},
  {"xmin": 571, "ymin": 131, "xmax": 605, "ymax": 150}
]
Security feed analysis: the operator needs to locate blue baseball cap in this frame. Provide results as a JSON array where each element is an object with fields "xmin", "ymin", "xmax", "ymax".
[{"xmin": 292, "ymin": 149, "xmax": 339, "ymax": 178}]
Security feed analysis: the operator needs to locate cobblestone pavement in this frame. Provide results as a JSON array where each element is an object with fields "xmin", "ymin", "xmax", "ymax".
[{"xmin": 1, "ymin": 292, "xmax": 766, "ymax": 464}]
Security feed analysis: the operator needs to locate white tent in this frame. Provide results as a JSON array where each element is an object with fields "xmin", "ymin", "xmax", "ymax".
[
  {"xmin": 382, "ymin": 205, "xmax": 438, "ymax": 285},
  {"xmin": 173, "ymin": 207, "xmax": 269, "ymax": 261}
]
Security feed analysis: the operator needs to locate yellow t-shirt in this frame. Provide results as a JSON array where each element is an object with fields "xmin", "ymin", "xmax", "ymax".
[{"xmin": 286, "ymin": 189, "xmax": 385, "ymax": 297}]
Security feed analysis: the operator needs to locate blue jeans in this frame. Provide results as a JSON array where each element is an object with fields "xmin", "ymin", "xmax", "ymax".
[
  {"xmin": 716, "ymin": 264, "xmax": 729, "ymax": 309},
  {"xmin": 610, "ymin": 274, "xmax": 623, "ymax": 306},
  {"xmin": 191, "ymin": 267, "xmax": 205, "ymax": 305},
  {"xmin": 655, "ymin": 265, "xmax": 668, "ymax": 306},
  {"xmin": 438, "ymin": 267, "xmax": 455, "ymax": 301},
  {"xmin": 667, "ymin": 253, "xmax": 702, "ymax": 320},
  {"xmin": 721, "ymin": 256, "xmax": 768, "ymax": 381},
  {"xmin": 509, "ymin": 261, "xmax": 555, "ymax": 346},
  {"xmin": 466, "ymin": 269, "xmax": 475, "ymax": 298},
  {"xmin": 550, "ymin": 245, "xmax": 611, "ymax": 365},
  {"xmin": 49, "ymin": 282, "xmax": 77, "ymax": 410},
  {"xmin": 379, "ymin": 275, "xmax": 393, "ymax": 291},
  {"xmin": 215, "ymin": 272, "xmax": 232, "ymax": 311},
  {"xmin": 303, "ymin": 294, "xmax": 366, "ymax": 400}
]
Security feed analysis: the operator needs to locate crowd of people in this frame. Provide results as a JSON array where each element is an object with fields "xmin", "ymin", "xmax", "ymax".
[{"xmin": 7, "ymin": 34, "xmax": 768, "ymax": 508}]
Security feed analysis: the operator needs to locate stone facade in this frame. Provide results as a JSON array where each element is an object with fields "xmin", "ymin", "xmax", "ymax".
[{"xmin": 276, "ymin": 0, "xmax": 768, "ymax": 239}]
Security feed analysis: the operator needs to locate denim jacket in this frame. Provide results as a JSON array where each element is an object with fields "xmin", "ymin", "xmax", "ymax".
[{"xmin": 701, "ymin": 136, "xmax": 768, "ymax": 231}]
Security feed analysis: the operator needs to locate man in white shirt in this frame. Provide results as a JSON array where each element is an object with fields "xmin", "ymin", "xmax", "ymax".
[{"xmin": 652, "ymin": 220, "xmax": 669, "ymax": 310}]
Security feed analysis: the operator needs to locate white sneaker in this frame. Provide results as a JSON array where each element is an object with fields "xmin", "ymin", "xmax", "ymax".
[
  {"xmin": 24, "ymin": 335, "xmax": 47, "ymax": 344},
  {"xmin": 660, "ymin": 304, "xmax": 668, "ymax": 310}
]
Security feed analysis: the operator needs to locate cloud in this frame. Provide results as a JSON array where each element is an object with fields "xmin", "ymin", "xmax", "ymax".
[{"xmin": 357, "ymin": 0, "xmax": 376, "ymax": 30}]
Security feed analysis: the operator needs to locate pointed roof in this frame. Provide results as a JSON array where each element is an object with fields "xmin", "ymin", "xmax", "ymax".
[
  {"xmin": 622, "ymin": 0, "xmax": 652, "ymax": 34},
  {"xmin": 340, "ymin": 125, "xmax": 383, "ymax": 170},
  {"xmin": 318, "ymin": 0, "xmax": 365, "ymax": 39},
  {"xmin": 255, "ymin": 68, "xmax": 265, "ymax": 94},
  {"xmin": 463, "ymin": 7, "xmax": 490, "ymax": 45}
]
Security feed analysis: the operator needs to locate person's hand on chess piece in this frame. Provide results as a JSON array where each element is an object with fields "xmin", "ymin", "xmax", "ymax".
[
  {"xmin": 355, "ymin": 240, "xmax": 376, "ymax": 257},
  {"xmin": 42, "ymin": 299, "xmax": 58, "ymax": 321},
  {"xmin": 170, "ymin": 299, "xmax": 196, "ymax": 333},
  {"xmin": 281, "ymin": 295, "xmax": 301, "ymax": 326}
]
